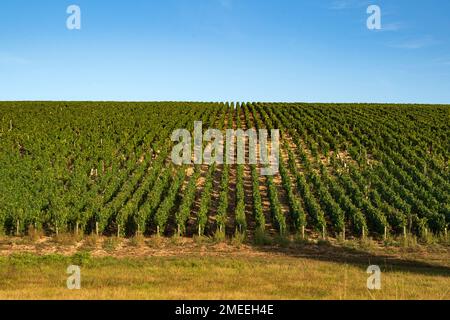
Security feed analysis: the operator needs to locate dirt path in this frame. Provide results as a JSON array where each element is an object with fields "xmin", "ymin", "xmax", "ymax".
[
  {"xmin": 239, "ymin": 108, "xmax": 256, "ymax": 236},
  {"xmin": 247, "ymin": 106, "xmax": 278, "ymax": 235}
]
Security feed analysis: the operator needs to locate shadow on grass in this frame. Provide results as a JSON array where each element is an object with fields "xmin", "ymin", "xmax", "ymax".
[{"xmin": 253, "ymin": 240, "xmax": 450, "ymax": 278}]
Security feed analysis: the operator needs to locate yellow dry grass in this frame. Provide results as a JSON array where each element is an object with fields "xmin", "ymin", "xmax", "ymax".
[{"xmin": 0, "ymin": 250, "xmax": 448, "ymax": 300}]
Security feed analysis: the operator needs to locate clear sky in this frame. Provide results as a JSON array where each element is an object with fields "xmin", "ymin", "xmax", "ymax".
[{"xmin": 1, "ymin": 0, "xmax": 449, "ymax": 103}]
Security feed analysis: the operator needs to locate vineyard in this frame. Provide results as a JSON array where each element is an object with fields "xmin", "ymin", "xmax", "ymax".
[{"xmin": 0, "ymin": 102, "xmax": 449, "ymax": 241}]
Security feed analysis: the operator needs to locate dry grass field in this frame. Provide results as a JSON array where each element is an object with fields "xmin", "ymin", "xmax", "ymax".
[{"xmin": 0, "ymin": 235, "xmax": 448, "ymax": 300}]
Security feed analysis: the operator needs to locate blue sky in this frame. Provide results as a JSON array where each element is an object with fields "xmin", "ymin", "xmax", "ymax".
[{"xmin": 0, "ymin": 0, "xmax": 449, "ymax": 103}]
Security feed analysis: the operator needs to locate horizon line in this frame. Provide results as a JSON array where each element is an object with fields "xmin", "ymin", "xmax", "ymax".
[{"xmin": 1, "ymin": 100, "xmax": 449, "ymax": 106}]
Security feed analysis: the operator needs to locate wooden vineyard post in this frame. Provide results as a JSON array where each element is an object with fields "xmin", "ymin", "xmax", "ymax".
[
  {"xmin": 384, "ymin": 226, "xmax": 387, "ymax": 241},
  {"xmin": 117, "ymin": 224, "xmax": 120, "ymax": 238},
  {"xmin": 322, "ymin": 225, "xmax": 326, "ymax": 239},
  {"xmin": 342, "ymin": 226, "xmax": 346, "ymax": 241},
  {"xmin": 16, "ymin": 220, "xmax": 20, "ymax": 236},
  {"xmin": 403, "ymin": 226, "xmax": 407, "ymax": 239},
  {"xmin": 95, "ymin": 222, "xmax": 99, "ymax": 236},
  {"xmin": 301, "ymin": 225, "xmax": 305, "ymax": 240},
  {"xmin": 55, "ymin": 225, "xmax": 59, "ymax": 236},
  {"xmin": 362, "ymin": 226, "xmax": 365, "ymax": 240},
  {"xmin": 75, "ymin": 222, "xmax": 79, "ymax": 236},
  {"xmin": 445, "ymin": 227, "xmax": 448, "ymax": 241}
]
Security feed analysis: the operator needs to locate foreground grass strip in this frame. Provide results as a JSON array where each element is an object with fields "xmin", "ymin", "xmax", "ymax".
[{"xmin": 0, "ymin": 251, "xmax": 448, "ymax": 300}]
